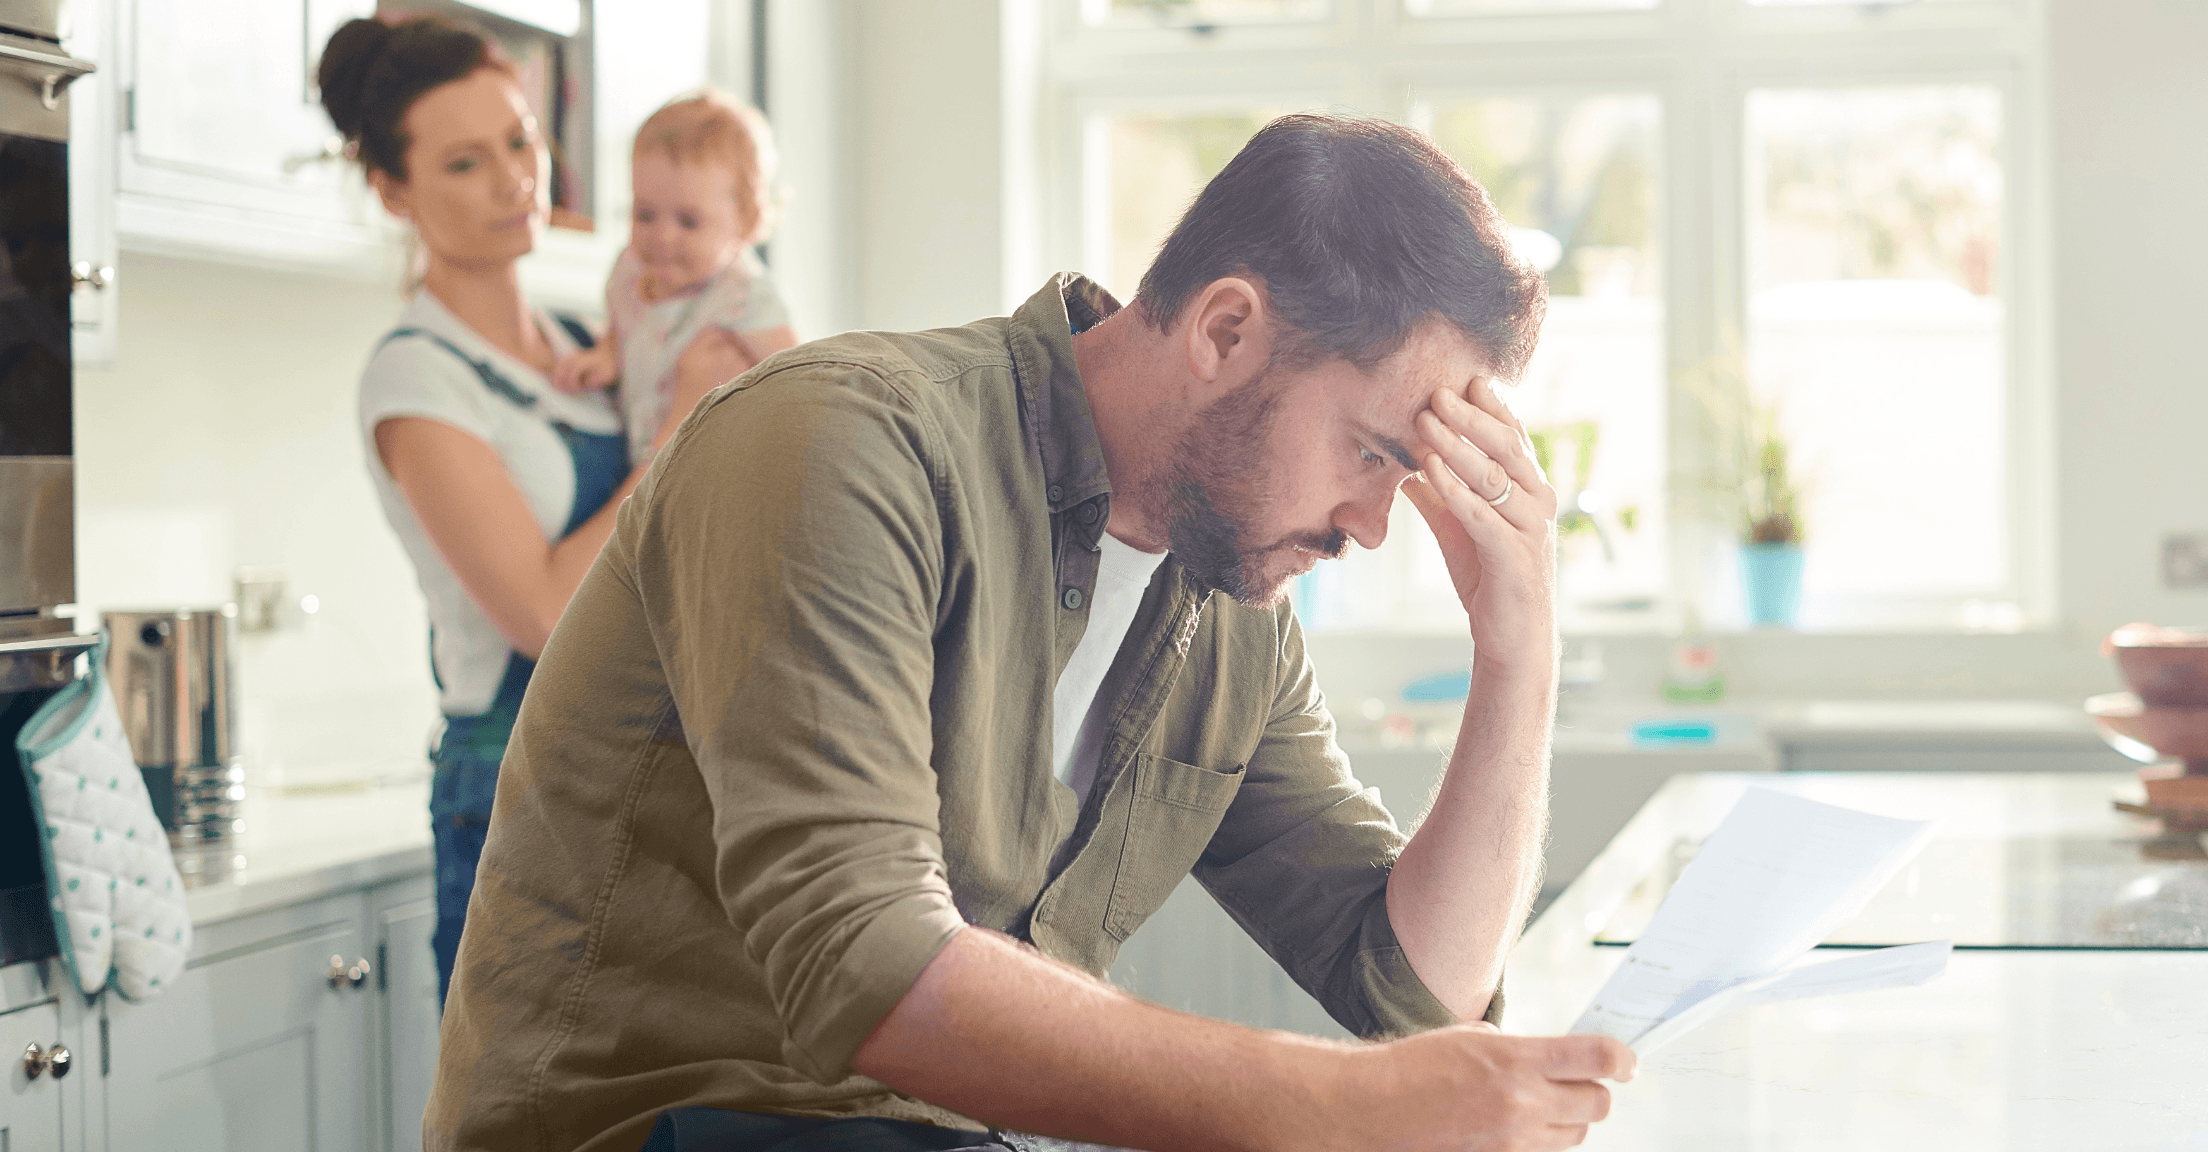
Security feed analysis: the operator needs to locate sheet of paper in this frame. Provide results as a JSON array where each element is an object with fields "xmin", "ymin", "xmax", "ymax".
[
  {"xmin": 1570, "ymin": 788, "xmax": 1941, "ymax": 1049},
  {"xmin": 1627, "ymin": 940, "xmax": 1953, "ymax": 1056}
]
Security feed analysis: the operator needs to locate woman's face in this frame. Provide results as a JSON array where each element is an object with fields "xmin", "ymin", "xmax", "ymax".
[{"xmin": 372, "ymin": 68, "xmax": 548, "ymax": 268}]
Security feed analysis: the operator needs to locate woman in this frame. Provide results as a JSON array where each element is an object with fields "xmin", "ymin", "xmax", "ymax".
[{"xmin": 318, "ymin": 15, "xmax": 744, "ymax": 1000}]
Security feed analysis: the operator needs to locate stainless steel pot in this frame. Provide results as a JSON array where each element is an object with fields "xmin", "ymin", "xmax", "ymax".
[{"xmin": 102, "ymin": 607, "xmax": 240, "ymax": 845}]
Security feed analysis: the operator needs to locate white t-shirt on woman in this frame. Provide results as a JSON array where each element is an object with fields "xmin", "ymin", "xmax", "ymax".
[{"xmin": 357, "ymin": 290, "xmax": 622, "ymax": 716}]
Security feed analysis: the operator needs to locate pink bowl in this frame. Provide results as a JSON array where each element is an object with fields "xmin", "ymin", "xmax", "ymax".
[
  {"xmin": 2108, "ymin": 624, "xmax": 2208, "ymax": 708},
  {"xmin": 2085, "ymin": 692, "xmax": 2208, "ymax": 762}
]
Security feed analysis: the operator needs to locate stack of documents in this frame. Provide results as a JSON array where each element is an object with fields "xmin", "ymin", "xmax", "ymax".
[{"xmin": 1571, "ymin": 788, "xmax": 1953, "ymax": 1055}]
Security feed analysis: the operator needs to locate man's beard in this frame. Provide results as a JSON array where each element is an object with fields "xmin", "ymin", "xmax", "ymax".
[{"xmin": 1157, "ymin": 372, "xmax": 1348, "ymax": 607}]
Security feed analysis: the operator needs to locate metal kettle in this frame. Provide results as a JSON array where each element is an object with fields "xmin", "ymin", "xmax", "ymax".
[{"xmin": 101, "ymin": 607, "xmax": 241, "ymax": 845}]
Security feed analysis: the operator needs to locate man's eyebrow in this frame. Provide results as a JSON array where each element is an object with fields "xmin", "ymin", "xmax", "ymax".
[{"xmin": 1361, "ymin": 424, "xmax": 1421, "ymax": 471}]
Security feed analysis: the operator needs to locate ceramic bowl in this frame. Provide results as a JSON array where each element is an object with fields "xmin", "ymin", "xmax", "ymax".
[
  {"xmin": 2085, "ymin": 691, "xmax": 2208, "ymax": 762},
  {"xmin": 2108, "ymin": 624, "xmax": 2208, "ymax": 708}
]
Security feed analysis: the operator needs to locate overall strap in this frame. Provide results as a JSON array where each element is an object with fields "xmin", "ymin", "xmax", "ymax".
[
  {"xmin": 550, "ymin": 313, "xmax": 597, "ymax": 351},
  {"xmin": 378, "ymin": 327, "xmax": 541, "ymax": 412}
]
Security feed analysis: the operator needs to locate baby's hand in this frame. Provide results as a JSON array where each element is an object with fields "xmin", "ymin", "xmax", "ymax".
[{"xmin": 552, "ymin": 345, "xmax": 618, "ymax": 394}]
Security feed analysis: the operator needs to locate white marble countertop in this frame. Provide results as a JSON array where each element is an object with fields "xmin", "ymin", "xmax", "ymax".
[
  {"xmin": 1510, "ymin": 771, "xmax": 2208, "ymax": 1149},
  {"xmin": 178, "ymin": 779, "xmax": 432, "ymax": 926}
]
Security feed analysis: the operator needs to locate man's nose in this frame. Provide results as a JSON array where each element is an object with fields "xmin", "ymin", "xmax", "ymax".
[{"xmin": 1336, "ymin": 488, "xmax": 1394, "ymax": 552}]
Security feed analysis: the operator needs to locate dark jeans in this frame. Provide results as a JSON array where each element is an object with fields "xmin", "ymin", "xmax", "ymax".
[
  {"xmin": 640, "ymin": 1109, "xmax": 1010, "ymax": 1152},
  {"xmin": 430, "ymin": 813, "xmax": 491, "ymax": 1005}
]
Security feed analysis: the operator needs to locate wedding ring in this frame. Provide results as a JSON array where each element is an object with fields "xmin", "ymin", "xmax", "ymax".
[{"xmin": 1486, "ymin": 479, "xmax": 1515, "ymax": 507}]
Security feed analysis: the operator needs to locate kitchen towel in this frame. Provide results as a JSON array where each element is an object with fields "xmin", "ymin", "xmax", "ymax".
[{"xmin": 14, "ymin": 639, "xmax": 192, "ymax": 1000}]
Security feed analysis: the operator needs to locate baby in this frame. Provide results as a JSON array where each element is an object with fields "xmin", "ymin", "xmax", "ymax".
[{"xmin": 554, "ymin": 90, "xmax": 796, "ymax": 463}]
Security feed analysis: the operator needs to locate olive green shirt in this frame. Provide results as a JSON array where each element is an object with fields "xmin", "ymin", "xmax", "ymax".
[{"xmin": 425, "ymin": 276, "xmax": 1465, "ymax": 1152}]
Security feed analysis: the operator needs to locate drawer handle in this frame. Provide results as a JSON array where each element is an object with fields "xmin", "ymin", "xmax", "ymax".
[
  {"xmin": 327, "ymin": 953, "xmax": 373, "ymax": 990},
  {"xmin": 47, "ymin": 1043, "xmax": 70, "ymax": 1078},
  {"xmin": 23, "ymin": 1041, "xmax": 48, "ymax": 1080}
]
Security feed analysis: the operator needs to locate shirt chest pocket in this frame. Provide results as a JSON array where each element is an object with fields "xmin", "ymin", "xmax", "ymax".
[{"xmin": 1103, "ymin": 753, "xmax": 1246, "ymax": 941}]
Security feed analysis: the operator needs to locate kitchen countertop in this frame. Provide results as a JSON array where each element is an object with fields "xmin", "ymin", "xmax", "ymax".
[
  {"xmin": 1, "ymin": 779, "xmax": 431, "ymax": 1012},
  {"xmin": 1509, "ymin": 771, "xmax": 2208, "ymax": 1149},
  {"xmin": 179, "ymin": 778, "xmax": 433, "ymax": 926}
]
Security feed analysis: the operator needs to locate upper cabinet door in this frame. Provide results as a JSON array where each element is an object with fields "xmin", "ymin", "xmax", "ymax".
[{"xmin": 114, "ymin": 0, "xmax": 392, "ymax": 267}]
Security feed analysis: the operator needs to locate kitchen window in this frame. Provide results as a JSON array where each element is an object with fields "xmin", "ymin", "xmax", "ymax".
[{"xmin": 1037, "ymin": 0, "xmax": 2045, "ymax": 634}]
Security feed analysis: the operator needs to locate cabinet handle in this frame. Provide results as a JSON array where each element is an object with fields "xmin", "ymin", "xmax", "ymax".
[
  {"xmin": 327, "ymin": 953, "xmax": 373, "ymax": 990},
  {"xmin": 23, "ymin": 1041, "xmax": 49, "ymax": 1080},
  {"xmin": 70, "ymin": 261, "xmax": 113, "ymax": 291},
  {"xmin": 46, "ymin": 1043, "xmax": 70, "ymax": 1078}
]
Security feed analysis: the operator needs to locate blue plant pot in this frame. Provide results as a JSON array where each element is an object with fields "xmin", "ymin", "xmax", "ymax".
[{"xmin": 1739, "ymin": 543, "xmax": 1804, "ymax": 628}]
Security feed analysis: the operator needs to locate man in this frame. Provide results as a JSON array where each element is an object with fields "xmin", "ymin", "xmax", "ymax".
[{"xmin": 427, "ymin": 112, "xmax": 1635, "ymax": 1152}]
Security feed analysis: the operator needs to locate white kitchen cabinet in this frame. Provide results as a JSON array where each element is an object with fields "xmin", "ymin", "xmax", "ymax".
[
  {"xmin": 110, "ymin": 0, "xmax": 401, "ymax": 276},
  {"xmin": 64, "ymin": 0, "xmax": 120, "ymax": 367},
  {"xmin": 101, "ymin": 890, "xmax": 375, "ymax": 1152},
  {"xmin": 2, "ymin": 967, "xmax": 94, "ymax": 1152},
  {"xmin": 369, "ymin": 875, "xmax": 438, "ymax": 1152},
  {"xmin": 3, "ymin": 996, "xmax": 68, "ymax": 1151},
  {"xmin": 86, "ymin": 0, "xmax": 732, "ymax": 307}
]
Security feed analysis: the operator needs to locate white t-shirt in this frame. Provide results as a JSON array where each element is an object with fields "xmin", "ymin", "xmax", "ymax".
[
  {"xmin": 1052, "ymin": 531, "xmax": 1169, "ymax": 805},
  {"xmin": 357, "ymin": 290, "xmax": 623, "ymax": 716}
]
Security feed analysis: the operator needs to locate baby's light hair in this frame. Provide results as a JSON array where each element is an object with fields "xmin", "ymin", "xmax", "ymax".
[{"xmin": 632, "ymin": 89, "xmax": 780, "ymax": 245}]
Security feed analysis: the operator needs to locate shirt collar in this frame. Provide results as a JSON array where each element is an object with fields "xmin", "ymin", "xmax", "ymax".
[{"xmin": 1007, "ymin": 273, "xmax": 1120, "ymax": 514}]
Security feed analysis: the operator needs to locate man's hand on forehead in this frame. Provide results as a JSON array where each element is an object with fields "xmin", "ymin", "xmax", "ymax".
[{"xmin": 1416, "ymin": 375, "xmax": 1540, "ymax": 503}]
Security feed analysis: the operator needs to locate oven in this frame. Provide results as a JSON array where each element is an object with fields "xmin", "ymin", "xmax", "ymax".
[{"xmin": 0, "ymin": 0, "xmax": 94, "ymax": 968}]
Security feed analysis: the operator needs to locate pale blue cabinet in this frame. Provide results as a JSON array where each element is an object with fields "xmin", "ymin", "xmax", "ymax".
[
  {"xmin": 101, "ymin": 891, "xmax": 375, "ymax": 1152},
  {"xmin": 3, "ymin": 997, "xmax": 68, "ymax": 1151}
]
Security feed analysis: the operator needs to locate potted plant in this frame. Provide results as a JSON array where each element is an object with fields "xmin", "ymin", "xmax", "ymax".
[
  {"xmin": 1735, "ymin": 405, "xmax": 1805, "ymax": 627},
  {"xmin": 1678, "ymin": 346, "xmax": 1808, "ymax": 628}
]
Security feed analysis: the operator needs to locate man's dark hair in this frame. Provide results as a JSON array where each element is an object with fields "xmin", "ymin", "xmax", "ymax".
[{"xmin": 1134, "ymin": 112, "xmax": 1546, "ymax": 380}]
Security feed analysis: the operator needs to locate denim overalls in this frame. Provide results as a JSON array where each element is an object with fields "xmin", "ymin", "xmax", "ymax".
[{"xmin": 378, "ymin": 318, "xmax": 627, "ymax": 1004}]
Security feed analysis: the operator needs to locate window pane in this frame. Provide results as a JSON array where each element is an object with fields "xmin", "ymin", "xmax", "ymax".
[
  {"xmin": 1087, "ymin": 0, "xmax": 1329, "ymax": 27},
  {"xmin": 1098, "ymin": 110, "xmax": 1291, "ymax": 301},
  {"xmin": 1745, "ymin": 85, "xmax": 2006, "ymax": 623},
  {"xmin": 1423, "ymin": 94, "xmax": 1667, "ymax": 627}
]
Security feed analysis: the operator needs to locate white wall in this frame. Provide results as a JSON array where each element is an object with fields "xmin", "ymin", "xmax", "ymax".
[
  {"xmin": 2047, "ymin": 0, "xmax": 2208, "ymax": 653},
  {"xmin": 73, "ymin": 254, "xmax": 440, "ymax": 782},
  {"xmin": 767, "ymin": 0, "xmax": 863, "ymax": 337}
]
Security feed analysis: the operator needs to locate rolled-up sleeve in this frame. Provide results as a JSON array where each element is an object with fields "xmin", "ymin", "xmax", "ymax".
[
  {"xmin": 1191, "ymin": 608, "xmax": 1471, "ymax": 1039},
  {"xmin": 625, "ymin": 362, "xmax": 966, "ymax": 1081}
]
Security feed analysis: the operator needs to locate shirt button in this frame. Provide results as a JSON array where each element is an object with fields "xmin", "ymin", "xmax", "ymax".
[
  {"xmin": 1076, "ymin": 502, "xmax": 1099, "ymax": 525},
  {"xmin": 1048, "ymin": 484, "xmax": 1064, "ymax": 503},
  {"xmin": 1061, "ymin": 587, "xmax": 1084, "ymax": 611}
]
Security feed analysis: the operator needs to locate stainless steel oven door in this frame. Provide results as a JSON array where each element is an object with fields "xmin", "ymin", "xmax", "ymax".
[{"xmin": 0, "ymin": 29, "xmax": 88, "ymax": 617}]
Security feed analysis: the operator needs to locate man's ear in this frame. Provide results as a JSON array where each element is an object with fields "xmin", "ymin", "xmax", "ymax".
[
  {"xmin": 368, "ymin": 167, "xmax": 411, "ymax": 222},
  {"xmin": 1181, "ymin": 276, "xmax": 1270, "ymax": 394}
]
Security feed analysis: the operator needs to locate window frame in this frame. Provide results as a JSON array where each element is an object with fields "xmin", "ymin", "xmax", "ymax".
[{"xmin": 1036, "ymin": 0, "xmax": 2051, "ymax": 635}]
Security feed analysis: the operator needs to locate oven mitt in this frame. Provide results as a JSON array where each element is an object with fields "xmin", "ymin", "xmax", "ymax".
[{"xmin": 15, "ymin": 637, "xmax": 192, "ymax": 1000}]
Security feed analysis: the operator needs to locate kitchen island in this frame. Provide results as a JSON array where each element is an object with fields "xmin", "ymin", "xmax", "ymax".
[{"xmin": 1508, "ymin": 772, "xmax": 2208, "ymax": 1149}]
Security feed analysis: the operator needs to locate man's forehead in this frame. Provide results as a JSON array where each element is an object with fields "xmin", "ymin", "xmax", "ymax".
[{"xmin": 1367, "ymin": 324, "xmax": 1491, "ymax": 423}]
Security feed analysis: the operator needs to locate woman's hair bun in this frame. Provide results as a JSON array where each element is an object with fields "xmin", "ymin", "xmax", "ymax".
[
  {"xmin": 316, "ymin": 17, "xmax": 395, "ymax": 143},
  {"xmin": 315, "ymin": 14, "xmax": 503, "ymax": 180}
]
